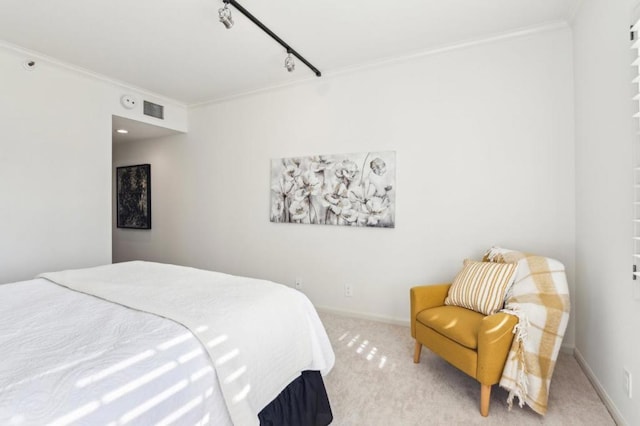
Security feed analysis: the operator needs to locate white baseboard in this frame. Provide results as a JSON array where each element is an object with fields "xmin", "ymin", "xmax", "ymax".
[
  {"xmin": 574, "ymin": 348, "xmax": 626, "ymax": 426},
  {"xmin": 315, "ymin": 306, "xmax": 410, "ymax": 327},
  {"xmin": 560, "ymin": 343, "xmax": 574, "ymax": 354}
]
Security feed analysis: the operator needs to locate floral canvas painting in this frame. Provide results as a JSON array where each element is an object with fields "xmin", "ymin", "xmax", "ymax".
[{"xmin": 270, "ymin": 151, "xmax": 395, "ymax": 228}]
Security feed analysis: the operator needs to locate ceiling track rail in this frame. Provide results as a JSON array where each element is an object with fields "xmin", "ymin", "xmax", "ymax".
[{"xmin": 222, "ymin": 0, "xmax": 321, "ymax": 77}]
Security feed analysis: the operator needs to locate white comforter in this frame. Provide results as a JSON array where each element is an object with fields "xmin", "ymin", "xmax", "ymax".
[
  {"xmin": 1, "ymin": 262, "xmax": 334, "ymax": 425},
  {"xmin": 0, "ymin": 278, "xmax": 230, "ymax": 425}
]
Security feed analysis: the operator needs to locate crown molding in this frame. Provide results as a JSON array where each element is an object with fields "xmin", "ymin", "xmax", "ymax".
[
  {"xmin": 191, "ymin": 20, "xmax": 570, "ymax": 109},
  {"xmin": 0, "ymin": 39, "xmax": 187, "ymax": 108}
]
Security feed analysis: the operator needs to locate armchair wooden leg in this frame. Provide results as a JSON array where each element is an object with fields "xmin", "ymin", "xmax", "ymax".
[
  {"xmin": 480, "ymin": 383, "xmax": 491, "ymax": 417},
  {"xmin": 413, "ymin": 341, "xmax": 422, "ymax": 363}
]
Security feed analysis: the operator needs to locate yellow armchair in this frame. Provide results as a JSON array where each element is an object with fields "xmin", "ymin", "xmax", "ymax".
[{"xmin": 411, "ymin": 284, "xmax": 517, "ymax": 416}]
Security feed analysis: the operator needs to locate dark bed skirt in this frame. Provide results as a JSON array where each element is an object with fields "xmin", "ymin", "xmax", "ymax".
[{"xmin": 258, "ymin": 370, "xmax": 333, "ymax": 426}]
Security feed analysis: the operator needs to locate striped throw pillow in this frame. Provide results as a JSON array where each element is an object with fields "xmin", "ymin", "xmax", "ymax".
[{"xmin": 445, "ymin": 259, "xmax": 517, "ymax": 315}]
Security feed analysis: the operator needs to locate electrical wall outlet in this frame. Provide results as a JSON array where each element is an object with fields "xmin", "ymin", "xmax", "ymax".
[
  {"xmin": 295, "ymin": 278, "xmax": 302, "ymax": 290},
  {"xmin": 624, "ymin": 368, "xmax": 632, "ymax": 399},
  {"xmin": 344, "ymin": 283, "xmax": 353, "ymax": 297}
]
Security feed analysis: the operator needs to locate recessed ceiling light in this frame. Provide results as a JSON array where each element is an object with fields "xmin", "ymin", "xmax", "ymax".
[{"xmin": 116, "ymin": 129, "xmax": 129, "ymax": 134}]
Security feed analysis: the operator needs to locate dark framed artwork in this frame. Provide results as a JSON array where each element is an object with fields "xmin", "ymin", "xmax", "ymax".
[{"xmin": 116, "ymin": 164, "xmax": 151, "ymax": 229}]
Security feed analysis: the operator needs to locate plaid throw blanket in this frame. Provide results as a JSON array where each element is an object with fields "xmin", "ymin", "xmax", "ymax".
[{"xmin": 485, "ymin": 247, "xmax": 570, "ymax": 415}]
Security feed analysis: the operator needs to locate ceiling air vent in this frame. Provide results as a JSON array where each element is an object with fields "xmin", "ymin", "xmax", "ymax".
[{"xmin": 143, "ymin": 100, "xmax": 164, "ymax": 120}]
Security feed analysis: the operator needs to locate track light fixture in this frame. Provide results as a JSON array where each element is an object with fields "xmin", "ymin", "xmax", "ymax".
[
  {"xmin": 218, "ymin": 4, "xmax": 233, "ymax": 29},
  {"xmin": 284, "ymin": 51, "xmax": 295, "ymax": 72},
  {"xmin": 219, "ymin": 0, "xmax": 321, "ymax": 77}
]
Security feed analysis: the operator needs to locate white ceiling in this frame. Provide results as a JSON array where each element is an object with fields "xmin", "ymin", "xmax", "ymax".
[
  {"xmin": 112, "ymin": 115, "xmax": 180, "ymax": 144},
  {"xmin": 0, "ymin": 0, "xmax": 581, "ymax": 106}
]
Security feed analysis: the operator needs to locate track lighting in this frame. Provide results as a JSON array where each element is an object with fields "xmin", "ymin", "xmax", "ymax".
[
  {"xmin": 284, "ymin": 52, "xmax": 295, "ymax": 72},
  {"xmin": 218, "ymin": 4, "xmax": 233, "ymax": 29},
  {"xmin": 218, "ymin": 0, "xmax": 321, "ymax": 77}
]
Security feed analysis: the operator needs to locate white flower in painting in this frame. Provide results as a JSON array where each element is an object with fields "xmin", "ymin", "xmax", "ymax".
[
  {"xmin": 293, "ymin": 188, "xmax": 305, "ymax": 201},
  {"xmin": 364, "ymin": 196, "xmax": 391, "ymax": 225},
  {"xmin": 370, "ymin": 157, "xmax": 387, "ymax": 176},
  {"xmin": 271, "ymin": 197, "xmax": 285, "ymax": 219},
  {"xmin": 295, "ymin": 171, "xmax": 321, "ymax": 197},
  {"xmin": 341, "ymin": 208, "xmax": 359, "ymax": 223},
  {"xmin": 311, "ymin": 156, "xmax": 334, "ymax": 173},
  {"xmin": 283, "ymin": 164, "xmax": 302, "ymax": 182},
  {"xmin": 333, "ymin": 182, "xmax": 349, "ymax": 198},
  {"xmin": 322, "ymin": 193, "xmax": 340, "ymax": 208},
  {"xmin": 334, "ymin": 159, "xmax": 358, "ymax": 182},
  {"xmin": 289, "ymin": 198, "xmax": 309, "ymax": 221},
  {"xmin": 272, "ymin": 177, "xmax": 295, "ymax": 197},
  {"xmin": 349, "ymin": 180, "xmax": 376, "ymax": 204},
  {"xmin": 329, "ymin": 197, "xmax": 352, "ymax": 215},
  {"xmin": 322, "ymin": 194, "xmax": 358, "ymax": 223}
]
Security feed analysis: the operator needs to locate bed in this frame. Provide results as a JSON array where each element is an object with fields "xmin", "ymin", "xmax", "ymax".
[{"xmin": 0, "ymin": 261, "xmax": 335, "ymax": 425}]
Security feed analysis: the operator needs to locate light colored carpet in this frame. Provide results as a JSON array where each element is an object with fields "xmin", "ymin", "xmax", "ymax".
[{"xmin": 320, "ymin": 312, "xmax": 614, "ymax": 425}]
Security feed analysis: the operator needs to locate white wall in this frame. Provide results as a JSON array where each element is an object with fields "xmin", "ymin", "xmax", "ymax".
[
  {"xmin": 113, "ymin": 27, "xmax": 576, "ymax": 346},
  {"xmin": 573, "ymin": 0, "xmax": 640, "ymax": 424},
  {"xmin": 0, "ymin": 44, "xmax": 187, "ymax": 284}
]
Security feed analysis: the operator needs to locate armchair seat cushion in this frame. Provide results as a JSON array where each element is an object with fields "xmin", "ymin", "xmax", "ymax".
[{"xmin": 416, "ymin": 305, "xmax": 485, "ymax": 350}]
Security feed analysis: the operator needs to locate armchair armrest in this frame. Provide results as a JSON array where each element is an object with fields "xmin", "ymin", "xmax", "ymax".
[
  {"xmin": 410, "ymin": 283, "xmax": 451, "ymax": 337},
  {"xmin": 476, "ymin": 312, "xmax": 518, "ymax": 385}
]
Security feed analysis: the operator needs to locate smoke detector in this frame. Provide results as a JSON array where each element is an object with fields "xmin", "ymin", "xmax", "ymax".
[{"xmin": 120, "ymin": 94, "xmax": 137, "ymax": 109}]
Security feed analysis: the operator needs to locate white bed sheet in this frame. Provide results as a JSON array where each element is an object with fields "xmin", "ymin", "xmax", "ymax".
[
  {"xmin": 0, "ymin": 278, "xmax": 232, "ymax": 426},
  {"xmin": 39, "ymin": 261, "xmax": 336, "ymax": 426}
]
